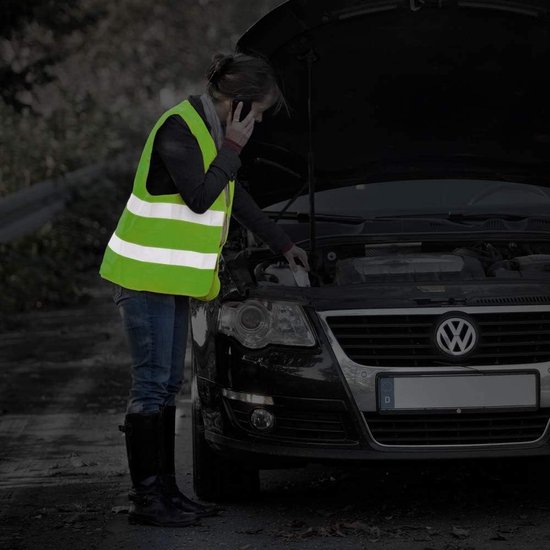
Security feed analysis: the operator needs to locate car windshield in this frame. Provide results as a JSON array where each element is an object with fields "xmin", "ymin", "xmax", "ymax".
[{"xmin": 265, "ymin": 180, "xmax": 550, "ymax": 219}]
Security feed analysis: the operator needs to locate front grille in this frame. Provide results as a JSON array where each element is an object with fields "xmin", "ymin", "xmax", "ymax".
[
  {"xmin": 364, "ymin": 410, "xmax": 550, "ymax": 446},
  {"xmin": 327, "ymin": 311, "xmax": 550, "ymax": 367},
  {"xmin": 224, "ymin": 398, "xmax": 358, "ymax": 447}
]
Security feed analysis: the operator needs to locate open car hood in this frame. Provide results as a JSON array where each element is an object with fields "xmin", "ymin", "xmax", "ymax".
[{"xmin": 236, "ymin": 0, "xmax": 550, "ymax": 206}]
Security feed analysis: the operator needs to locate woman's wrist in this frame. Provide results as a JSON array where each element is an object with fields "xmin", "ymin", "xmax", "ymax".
[{"xmin": 223, "ymin": 137, "xmax": 243, "ymax": 155}]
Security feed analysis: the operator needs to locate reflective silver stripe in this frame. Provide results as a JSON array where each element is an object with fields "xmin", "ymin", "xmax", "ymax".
[
  {"xmin": 108, "ymin": 234, "xmax": 218, "ymax": 269},
  {"xmin": 127, "ymin": 193, "xmax": 224, "ymax": 226}
]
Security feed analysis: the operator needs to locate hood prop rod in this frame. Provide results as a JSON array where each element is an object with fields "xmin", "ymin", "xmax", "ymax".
[{"xmin": 301, "ymin": 49, "xmax": 318, "ymax": 269}]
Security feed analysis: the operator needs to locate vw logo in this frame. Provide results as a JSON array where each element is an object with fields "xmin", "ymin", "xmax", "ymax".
[{"xmin": 435, "ymin": 315, "xmax": 478, "ymax": 357}]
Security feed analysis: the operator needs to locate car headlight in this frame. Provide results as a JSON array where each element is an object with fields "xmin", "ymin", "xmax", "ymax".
[{"xmin": 218, "ymin": 300, "xmax": 316, "ymax": 349}]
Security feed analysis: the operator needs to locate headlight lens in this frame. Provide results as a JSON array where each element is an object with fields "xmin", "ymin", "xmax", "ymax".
[{"xmin": 218, "ymin": 300, "xmax": 316, "ymax": 349}]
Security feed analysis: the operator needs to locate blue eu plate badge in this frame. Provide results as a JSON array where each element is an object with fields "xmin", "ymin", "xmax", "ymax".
[{"xmin": 379, "ymin": 377, "xmax": 395, "ymax": 410}]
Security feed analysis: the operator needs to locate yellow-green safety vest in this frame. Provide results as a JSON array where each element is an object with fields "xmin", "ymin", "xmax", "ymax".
[{"xmin": 99, "ymin": 100, "xmax": 235, "ymax": 300}]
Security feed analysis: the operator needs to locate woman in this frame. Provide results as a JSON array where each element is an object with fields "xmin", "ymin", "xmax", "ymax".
[{"xmin": 99, "ymin": 53, "xmax": 309, "ymax": 527}]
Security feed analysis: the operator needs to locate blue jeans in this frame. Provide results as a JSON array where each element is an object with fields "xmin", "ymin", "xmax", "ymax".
[{"xmin": 113, "ymin": 284, "xmax": 189, "ymax": 414}]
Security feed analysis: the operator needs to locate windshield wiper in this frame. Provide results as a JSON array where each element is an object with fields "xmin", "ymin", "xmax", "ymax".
[
  {"xmin": 264, "ymin": 210, "xmax": 366, "ymax": 224},
  {"xmin": 446, "ymin": 212, "xmax": 544, "ymax": 222},
  {"xmin": 265, "ymin": 210, "xmax": 550, "ymax": 227},
  {"xmin": 371, "ymin": 212, "xmax": 548, "ymax": 222}
]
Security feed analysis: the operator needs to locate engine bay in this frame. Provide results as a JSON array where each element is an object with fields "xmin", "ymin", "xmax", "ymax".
[{"xmin": 253, "ymin": 241, "xmax": 550, "ymax": 288}]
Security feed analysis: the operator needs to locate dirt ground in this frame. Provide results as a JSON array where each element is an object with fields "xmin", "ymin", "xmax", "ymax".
[{"xmin": 2, "ymin": 275, "xmax": 550, "ymax": 550}]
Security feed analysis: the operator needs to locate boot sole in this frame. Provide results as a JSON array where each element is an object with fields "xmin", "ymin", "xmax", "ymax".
[
  {"xmin": 168, "ymin": 497, "xmax": 222, "ymax": 517},
  {"xmin": 182, "ymin": 508, "xmax": 219, "ymax": 518},
  {"xmin": 128, "ymin": 513, "xmax": 199, "ymax": 527}
]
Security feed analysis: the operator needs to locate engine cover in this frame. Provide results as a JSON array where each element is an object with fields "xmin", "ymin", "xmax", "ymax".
[{"xmin": 334, "ymin": 254, "xmax": 485, "ymax": 285}]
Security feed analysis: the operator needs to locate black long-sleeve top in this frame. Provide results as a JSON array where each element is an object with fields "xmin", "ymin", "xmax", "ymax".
[{"xmin": 145, "ymin": 95, "xmax": 293, "ymax": 254}]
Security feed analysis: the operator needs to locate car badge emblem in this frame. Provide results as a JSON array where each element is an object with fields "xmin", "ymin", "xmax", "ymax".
[{"xmin": 435, "ymin": 316, "xmax": 478, "ymax": 356}]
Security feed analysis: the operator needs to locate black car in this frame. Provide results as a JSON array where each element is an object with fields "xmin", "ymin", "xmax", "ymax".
[{"xmin": 190, "ymin": 0, "xmax": 550, "ymax": 500}]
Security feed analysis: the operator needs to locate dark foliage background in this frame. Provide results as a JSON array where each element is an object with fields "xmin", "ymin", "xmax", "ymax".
[
  {"xmin": 0, "ymin": 0, "xmax": 283, "ymax": 317},
  {"xmin": 1, "ymin": 0, "xmax": 283, "ymax": 194}
]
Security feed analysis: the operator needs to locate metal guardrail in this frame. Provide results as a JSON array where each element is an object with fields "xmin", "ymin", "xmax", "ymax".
[{"xmin": 0, "ymin": 155, "xmax": 133, "ymax": 244}]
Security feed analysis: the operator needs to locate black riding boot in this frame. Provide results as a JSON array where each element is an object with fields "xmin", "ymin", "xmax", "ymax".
[
  {"xmin": 122, "ymin": 412, "xmax": 201, "ymax": 526},
  {"xmin": 159, "ymin": 406, "xmax": 219, "ymax": 517}
]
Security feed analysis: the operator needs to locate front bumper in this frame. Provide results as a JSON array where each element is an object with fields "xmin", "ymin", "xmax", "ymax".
[
  {"xmin": 196, "ymin": 303, "xmax": 550, "ymax": 464},
  {"xmin": 198, "ymin": 377, "xmax": 550, "ymax": 466}
]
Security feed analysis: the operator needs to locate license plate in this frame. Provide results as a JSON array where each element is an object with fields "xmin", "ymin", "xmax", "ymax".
[{"xmin": 378, "ymin": 372, "xmax": 538, "ymax": 412}]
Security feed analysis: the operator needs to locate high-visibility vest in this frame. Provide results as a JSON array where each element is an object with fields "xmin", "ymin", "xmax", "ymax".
[{"xmin": 99, "ymin": 100, "xmax": 235, "ymax": 300}]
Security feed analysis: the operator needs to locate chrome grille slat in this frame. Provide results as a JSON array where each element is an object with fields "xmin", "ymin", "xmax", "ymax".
[
  {"xmin": 330, "ymin": 322, "xmax": 434, "ymax": 328},
  {"xmin": 477, "ymin": 320, "xmax": 550, "ymax": 326},
  {"xmin": 342, "ymin": 344, "xmax": 432, "ymax": 349},
  {"xmin": 336, "ymin": 333, "xmax": 429, "ymax": 339},
  {"xmin": 479, "ymin": 342, "xmax": 550, "ymax": 348}
]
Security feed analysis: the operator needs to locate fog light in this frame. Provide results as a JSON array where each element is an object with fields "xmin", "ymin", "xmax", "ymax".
[{"xmin": 250, "ymin": 408, "xmax": 275, "ymax": 431}]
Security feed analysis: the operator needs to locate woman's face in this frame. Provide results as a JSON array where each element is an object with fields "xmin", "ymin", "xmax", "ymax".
[
  {"xmin": 250, "ymin": 94, "xmax": 276, "ymax": 123},
  {"xmin": 219, "ymin": 93, "xmax": 276, "ymax": 124}
]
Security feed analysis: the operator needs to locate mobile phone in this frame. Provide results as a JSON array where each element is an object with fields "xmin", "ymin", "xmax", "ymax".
[{"xmin": 231, "ymin": 99, "xmax": 252, "ymax": 121}]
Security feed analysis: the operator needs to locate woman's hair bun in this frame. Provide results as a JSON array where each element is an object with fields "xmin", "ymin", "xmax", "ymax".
[{"xmin": 206, "ymin": 53, "xmax": 234, "ymax": 84}]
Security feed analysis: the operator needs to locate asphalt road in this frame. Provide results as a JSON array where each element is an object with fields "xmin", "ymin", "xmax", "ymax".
[{"xmin": 2, "ymin": 276, "xmax": 550, "ymax": 550}]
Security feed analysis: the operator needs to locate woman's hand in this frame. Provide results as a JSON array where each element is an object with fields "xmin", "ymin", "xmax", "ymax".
[
  {"xmin": 283, "ymin": 244, "xmax": 310, "ymax": 272},
  {"xmin": 225, "ymin": 102, "xmax": 255, "ymax": 148}
]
